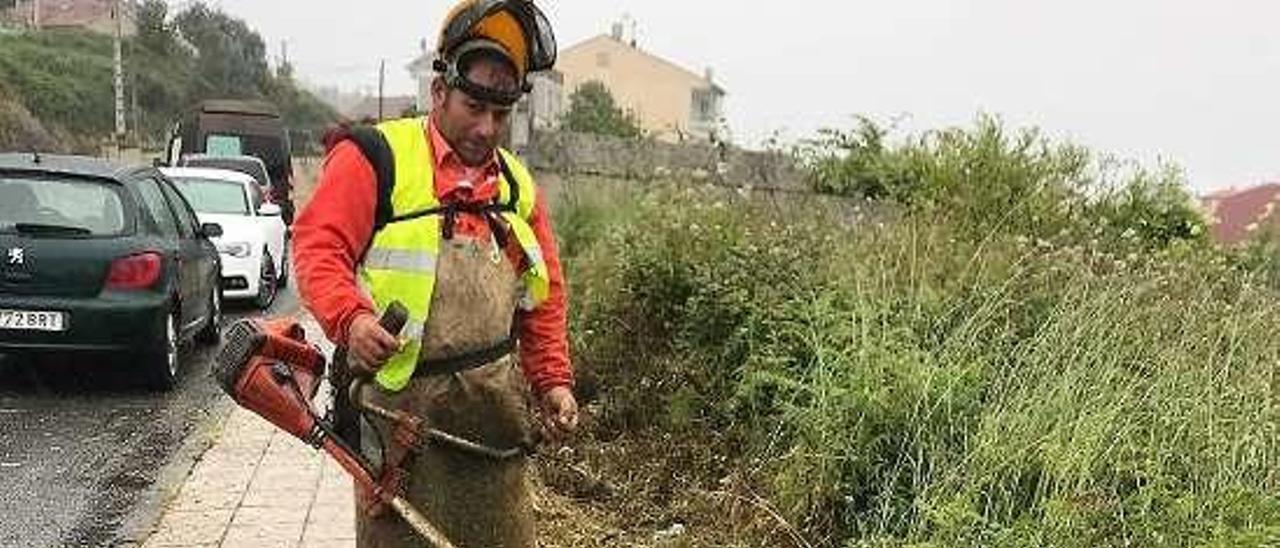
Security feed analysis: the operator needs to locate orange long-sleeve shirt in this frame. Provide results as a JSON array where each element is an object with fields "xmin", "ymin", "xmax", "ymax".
[{"xmin": 292, "ymin": 118, "xmax": 571, "ymax": 394}]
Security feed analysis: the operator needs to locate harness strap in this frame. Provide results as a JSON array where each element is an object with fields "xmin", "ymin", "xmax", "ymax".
[
  {"xmin": 343, "ymin": 126, "xmax": 396, "ymax": 231},
  {"xmin": 413, "ymin": 337, "xmax": 516, "ymax": 378}
]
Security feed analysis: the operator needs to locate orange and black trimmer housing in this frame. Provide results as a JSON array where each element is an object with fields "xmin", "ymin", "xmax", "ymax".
[{"xmin": 212, "ymin": 304, "xmax": 456, "ymax": 548}]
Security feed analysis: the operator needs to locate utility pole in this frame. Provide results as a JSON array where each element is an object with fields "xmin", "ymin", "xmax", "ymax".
[
  {"xmin": 131, "ymin": 71, "xmax": 139, "ymax": 148},
  {"xmin": 113, "ymin": 0, "xmax": 126, "ymax": 153},
  {"xmin": 278, "ymin": 39, "xmax": 290, "ymax": 77},
  {"xmin": 377, "ymin": 60, "xmax": 386, "ymax": 121}
]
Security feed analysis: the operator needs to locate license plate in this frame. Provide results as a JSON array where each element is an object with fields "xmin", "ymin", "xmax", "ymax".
[{"xmin": 0, "ymin": 310, "xmax": 66, "ymax": 332}]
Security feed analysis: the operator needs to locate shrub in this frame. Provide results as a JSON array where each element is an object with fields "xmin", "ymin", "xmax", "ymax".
[
  {"xmin": 558, "ymin": 161, "xmax": 1280, "ymax": 546},
  {"xmin": 794, "ymin": 116, "xmax": 1207, "ymax": 252}
]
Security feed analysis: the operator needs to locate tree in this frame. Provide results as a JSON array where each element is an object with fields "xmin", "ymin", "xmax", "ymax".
[
  {"xmin": 171, "ymin": 3, "xmax": 337, "ymax": 151},
  {"xmin": 135, "ymin": 0, "xmax": 176, "ymax": 54},
  {"xmin": 174, "ymin": 4, "xmax": 272, "ymax": 100},
  {"xmin": 561, "ymin": 81, "xmax": 643, "ymax": 139},
  {"xmin": 129, "ymin": 0, "xmax": 195, "ymax": 143}
]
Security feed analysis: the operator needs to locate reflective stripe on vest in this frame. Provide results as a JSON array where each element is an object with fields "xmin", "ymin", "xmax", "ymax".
[{"xmin": 358, "ymin": 117, "xmax": 550, "ymax": 392}]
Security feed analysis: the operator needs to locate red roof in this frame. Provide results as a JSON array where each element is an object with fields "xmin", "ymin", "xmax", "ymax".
[
  {"xmin": 39, "ymin": 0, "xmax": 113, "ymax": 28},
  {"xmin": 1201, "ymin": 183, "xmax": 1280, "ymax": 245},
  {"xmin": 1, "ymin": 0, "xmax": 131, "ymax": 31}
]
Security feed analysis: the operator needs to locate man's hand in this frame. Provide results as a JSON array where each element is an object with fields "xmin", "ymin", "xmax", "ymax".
[
  {"xmin": 539, "ymin": 386, "xmax": 579, "ymax": 441},
  {"xmin": 346, "ymin": 313, "xmax": 401, "ymax": 375}
]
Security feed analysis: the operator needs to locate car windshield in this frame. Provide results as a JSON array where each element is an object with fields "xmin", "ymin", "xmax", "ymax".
[
  {"xmin": 170, "ymin": 177, "xmax": 249, "ymax": 215},
  {"xmin": 0, "ymin": 175, "xmax": 126, "ymax": 236},
  {"xmin": 181, "ymin": 157, "xmax": 269, "ymax": 188}
]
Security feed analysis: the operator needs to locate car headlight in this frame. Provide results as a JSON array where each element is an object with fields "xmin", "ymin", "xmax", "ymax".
[{"xmin": 217, "ymin": 241, "xmax": 252, "ymax": 258}]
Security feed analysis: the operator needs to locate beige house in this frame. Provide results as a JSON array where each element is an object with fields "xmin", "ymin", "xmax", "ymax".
[{"xmin": 557, "ymin": 29, "xmax": 726, "ymax": 143}]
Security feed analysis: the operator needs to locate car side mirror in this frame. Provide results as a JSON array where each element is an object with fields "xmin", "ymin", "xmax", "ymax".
[
  {"xmin": 200, "ymin": 222, "xmax": 223, "ymax": 238},
  {"xmin": 258, "ymin": 203, "xmax": 282, "ymax": 217}
]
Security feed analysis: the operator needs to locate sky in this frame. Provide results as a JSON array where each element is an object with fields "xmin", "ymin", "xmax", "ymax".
[{"xmin": 177, "ymin": 1, "xmax": 1280, "ymax": 192}]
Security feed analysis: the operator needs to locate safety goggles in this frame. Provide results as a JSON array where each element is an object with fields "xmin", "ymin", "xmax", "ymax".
[{"xmin": 437, "ymin": 39, "xmax": 527, "ymax": 106}]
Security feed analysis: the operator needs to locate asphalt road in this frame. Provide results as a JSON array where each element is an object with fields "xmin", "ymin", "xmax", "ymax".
[{"xmin": 0, "ymin": 287, "xmax": 300, "ymax": 548}]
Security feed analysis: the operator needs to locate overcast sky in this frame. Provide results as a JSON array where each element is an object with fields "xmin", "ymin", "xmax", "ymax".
[{"xmin": 183, "ymin": 1, "xmax": 1280, "ymax": 192}]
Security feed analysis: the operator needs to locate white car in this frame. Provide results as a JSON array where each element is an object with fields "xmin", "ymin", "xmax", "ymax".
[{"xmin": 161, "ymin": 167, "xmax": 287, "ymax": 309}]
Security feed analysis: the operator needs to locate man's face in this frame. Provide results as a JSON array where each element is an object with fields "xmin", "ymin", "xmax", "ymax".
[{"xmin": 431, "ymin": 57, "xmax": 517, "ymax": 167}]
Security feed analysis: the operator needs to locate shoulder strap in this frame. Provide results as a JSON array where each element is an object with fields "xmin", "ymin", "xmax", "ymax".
[
  {"xmin": 496, "ymin": 152, "xmax": 520, "ymax": 214},
  {"xmin": 344, "ymin": 125, "xmax": 396, "ymax": 232}
]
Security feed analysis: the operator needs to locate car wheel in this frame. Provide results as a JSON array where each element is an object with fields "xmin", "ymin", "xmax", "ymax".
[
  {"xmin": 255, "ymin": 250, "xmax": 278, "ymax": 310},
  {"xmin": 196, "ymin": 289, "xmax": 221, "ymax": 345},
  {"xmin": 143, "ymin": 309, "xmax": 180, "ymax": 391}
]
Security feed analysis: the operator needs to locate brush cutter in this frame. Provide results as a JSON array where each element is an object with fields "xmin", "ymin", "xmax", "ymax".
[{"xmin": 212, "ymin": 303, "xmax": 456, "ymax": 548}]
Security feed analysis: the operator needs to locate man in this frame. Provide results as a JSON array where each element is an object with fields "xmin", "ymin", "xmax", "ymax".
[{"xmin": 292, "ymin": 1, "xmax": 575, "ymax": 546}]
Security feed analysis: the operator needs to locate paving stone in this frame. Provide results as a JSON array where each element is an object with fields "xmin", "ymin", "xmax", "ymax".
[
  {"xmin": 219, "ymin": 520, "xmax": 306, "ymax": 548},
  {"xmin": 300, "ymin": 539, "xmax": 355, "ymax": 548},
  {"xmin": 141, "ymin": 509, "xmax": 233, "ymax": 547},
  {"xmin": 231, "ymin": 503, "xmax": 311, "ymax": 527}
]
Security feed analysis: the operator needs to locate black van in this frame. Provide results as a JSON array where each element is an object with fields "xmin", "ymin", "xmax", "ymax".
[{"xmin": 166, "ymin": 100, "xmax": 294, "ymax": 223}]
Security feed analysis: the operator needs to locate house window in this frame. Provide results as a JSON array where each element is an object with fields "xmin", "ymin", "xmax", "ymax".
[
  {"xmin": 596, "ymin": 51, "xmax": 610, "ymax": 68},
  {"xmin": 690, "ymin": 88, "xmax": 719, "ymax": 123}
]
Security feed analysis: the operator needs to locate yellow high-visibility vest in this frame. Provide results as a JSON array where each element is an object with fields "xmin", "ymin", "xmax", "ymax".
[{"xmin": 357, "ymin": 117, "xmax": 550, "ymax": 391}]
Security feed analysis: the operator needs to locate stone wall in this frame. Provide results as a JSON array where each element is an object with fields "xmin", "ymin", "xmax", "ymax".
[{"xmin": 521, "ymin": 130, "xmax": 803, "ymax": 190}]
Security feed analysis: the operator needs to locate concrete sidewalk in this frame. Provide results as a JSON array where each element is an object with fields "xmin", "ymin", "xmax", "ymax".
[
  {"xmin": 140, "ymin": 407, "xmax": 356, "ymax": 548},
  {"xmin": 139, "ymin": 315, "xmax": 357, "ymax": 548}
]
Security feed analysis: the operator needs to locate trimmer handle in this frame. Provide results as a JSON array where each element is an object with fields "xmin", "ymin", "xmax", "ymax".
[{"xmin": 379, "ymin": 301, "xmax": 409, "ymax": 337}]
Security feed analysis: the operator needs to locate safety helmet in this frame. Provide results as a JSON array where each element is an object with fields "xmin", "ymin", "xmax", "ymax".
[{"xmin": 434, "ymin": 0, "xmax": 556, "ymax": 105}]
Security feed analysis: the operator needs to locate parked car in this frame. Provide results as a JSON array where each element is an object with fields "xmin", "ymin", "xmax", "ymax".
[
  {"xmin": 177, "ymin": 154, "xmax": 271, "ymax": 193},
  {"xmin": 162, "ymin": 167, "xmax": 287, "ymax": 309},
  {"xmin": 0, "ymin": 154, "xmax": 223, "ymax": 390},
  {"xmin": 175, "ymin": 153, "xmax": 295, "ymax": 227}
]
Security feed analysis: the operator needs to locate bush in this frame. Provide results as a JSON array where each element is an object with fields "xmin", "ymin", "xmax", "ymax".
[
  {"xmin": 0, "ymin": 30, "xmax": 116, "ymax": 140},
  {"xmin": 561, "ymin": 81, "xmax": 644, "ymax": 139},
  {"xmin": 0, "ymin": 89, "xmax": 61, "ymax": 152},
  {"xmin": 559, "ymin": 162, "xmax": 1280, "ymax": 545},
  {"xmin": 795, "ymin": 116, "xmax": 1207, "ymax": 252}
]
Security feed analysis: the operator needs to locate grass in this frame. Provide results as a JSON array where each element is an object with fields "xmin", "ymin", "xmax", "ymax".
[
  {"xmin": 0, "ymin": 29, "xmax": 116, "ymax": 140},
  {"xmin": 550, "ymin": 120, "xmax": 1280, "ymax": 546}
]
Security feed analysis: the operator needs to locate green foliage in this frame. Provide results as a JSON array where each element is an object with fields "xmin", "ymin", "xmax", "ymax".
[
  {"xmin": 0, "ymin": 30, "xmax": 116, "ymax": 139},
  {"xmin": 174, "ymin": 4, "xmax": 272, "ymax": 100},
  {"xmin": 0, "ymin": 88, "xmax": 59, "ymax": 152},
  {"xmin": 558, "ymin": 121, "xmax": 1280, "ymax": 545},
  {"xmin": 134, "ymin": 0, "xmax": 176, "ymax": 55},
  {"xmin": 795, "ymin": 115, "xmax": 1207, "ymax": 251},
  {"xmin": 128, "ymin": 0, "xmax": 197, "ymax": 143},
  {"xmin": 0, "ymin": 2, "xmax": 336, "ymax": 151},
  {"xmin": 561, "ymin": 81, "xmax": 643, "ymax": 139}
]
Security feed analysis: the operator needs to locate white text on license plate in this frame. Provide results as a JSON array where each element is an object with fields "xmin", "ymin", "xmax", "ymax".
[{"xmin": 0, "ymin": 310, "xmax": 66, "ymax": 332}]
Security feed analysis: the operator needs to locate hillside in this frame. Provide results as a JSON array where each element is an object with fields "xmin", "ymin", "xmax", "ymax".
[
  {"xmin": 0, "ymin": 29, "xmax": 115, "ymax": 151},
  {"xmin": 0, "ymin": 2, "xmax": 337, "ymax": 153},
  {"xmin": 0, "ymin": 87, "xmax": 60, "ymax": 152}
]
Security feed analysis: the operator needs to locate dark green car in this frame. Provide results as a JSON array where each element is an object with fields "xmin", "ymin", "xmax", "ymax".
[{"xmin": 0, "ymin": 154, "xmax": 223, "ymax": 390}]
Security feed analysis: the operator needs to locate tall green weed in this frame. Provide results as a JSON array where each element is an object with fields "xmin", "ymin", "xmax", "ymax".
[
  {"xmin": 795, "ymin": 116, "xmax": 1205, "ymax": 252},
  {"xmin": 555, "ymin": 117, "xmax": 1280, "ymax": 544}
]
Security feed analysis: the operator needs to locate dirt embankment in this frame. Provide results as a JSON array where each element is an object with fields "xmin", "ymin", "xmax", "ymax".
[{"xmin": 0, "ymin": 94, "xmax": 61, "ymax": 153}]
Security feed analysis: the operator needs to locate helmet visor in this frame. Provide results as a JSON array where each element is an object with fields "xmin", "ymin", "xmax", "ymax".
[
  {"xmin": 508, "ymin": 1, "xmax": 556, "ymax": 72},
  {"xmin": 440, "ymin": 0, "xmax": 556, "ymax": 74}
]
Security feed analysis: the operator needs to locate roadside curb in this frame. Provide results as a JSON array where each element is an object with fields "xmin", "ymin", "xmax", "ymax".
[{"xmin": 116, "ymin": 391, "xmax": 236, "ymax": 547}]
